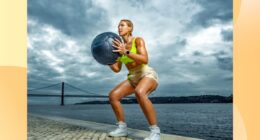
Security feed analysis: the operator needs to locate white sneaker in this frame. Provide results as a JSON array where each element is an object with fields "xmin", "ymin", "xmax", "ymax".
[
  {"xmin": 108, "ymin": 122, "xmax": 128, "ymax": 137},
  {"xmin": 144, "ymin": 126, "xmax": 161, "ymax": 140}
]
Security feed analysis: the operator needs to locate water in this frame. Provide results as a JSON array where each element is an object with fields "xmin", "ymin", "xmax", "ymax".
[{"xmin": 28, "ymin": 103, "xmax": 232, "ymax": 140}]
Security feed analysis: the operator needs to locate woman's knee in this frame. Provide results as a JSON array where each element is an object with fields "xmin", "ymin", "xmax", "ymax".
[
  {"xmin": 109, "ymin": 90, "xmax": 121, "ymax": 102},
  {"xmin": 135, "ymin": 88, "xmax": 148, "ymax": 99}
]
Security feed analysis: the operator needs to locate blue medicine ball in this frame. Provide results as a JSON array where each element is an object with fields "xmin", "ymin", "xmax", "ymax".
[{"xmin": 91, "ymin": 32, "xmax": 121, "ymax": 65}]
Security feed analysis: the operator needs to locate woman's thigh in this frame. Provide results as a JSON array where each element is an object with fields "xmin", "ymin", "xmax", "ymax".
[
  {"xmin": 109, "ymin": 79, "xmax": 136, "ymax": 99},
  {"xmin": 135, "ymin": 77, "xmax": 158, "ymax": 96}
]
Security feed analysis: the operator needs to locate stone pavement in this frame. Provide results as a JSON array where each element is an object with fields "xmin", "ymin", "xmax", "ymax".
[
  {"xmin": 28, "ymin": 114, "xmax": 202, "ymax": 140},
  {"xmin": 28, "ymin": 115, "xmax": 129, "ymax": 140}
]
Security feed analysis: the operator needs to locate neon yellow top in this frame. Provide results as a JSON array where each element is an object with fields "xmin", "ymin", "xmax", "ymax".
[{"xmin": 117, "ymin": 37, "xmax": 137, "ymax": 64}]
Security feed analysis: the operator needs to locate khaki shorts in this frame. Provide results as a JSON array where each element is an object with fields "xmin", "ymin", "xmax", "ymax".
[{"xmin": 127, "ymin": 64, "xmax": 159, "ymax": 87}]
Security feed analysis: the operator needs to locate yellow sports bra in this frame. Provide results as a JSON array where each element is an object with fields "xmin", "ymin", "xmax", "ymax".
[{"xmin": 117, "ymin": 37, "xmax": 137, "ymax": 64}]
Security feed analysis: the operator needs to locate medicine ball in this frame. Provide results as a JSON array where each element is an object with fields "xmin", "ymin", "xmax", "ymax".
[{"xmin": 91, "ymin": 32, "xmax": 121, "ymax": 65}]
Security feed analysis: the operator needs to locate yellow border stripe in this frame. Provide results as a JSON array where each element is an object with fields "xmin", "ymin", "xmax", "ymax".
[
  {"xmin": 0, "ymin": 0, "xmax": 27, "ymax": 139},
  {"xmin": 234, "ymin": 0, "xmax": 260, "ymax": 139}
]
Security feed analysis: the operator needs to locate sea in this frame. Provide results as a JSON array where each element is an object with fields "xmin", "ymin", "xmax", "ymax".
[{"xmin": 28, "ymin": 97, "xmax": 232, "ymax": 140}]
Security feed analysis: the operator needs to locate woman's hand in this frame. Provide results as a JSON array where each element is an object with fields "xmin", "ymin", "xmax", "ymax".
[{"xmin": 112, "ymin": 38, "xmax": 127, "ymax": 55}]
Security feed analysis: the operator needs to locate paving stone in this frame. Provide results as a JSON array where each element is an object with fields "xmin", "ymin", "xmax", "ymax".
[{"xmin": 28, "ymin": 115, "xmax": 133, "ymax": 140}]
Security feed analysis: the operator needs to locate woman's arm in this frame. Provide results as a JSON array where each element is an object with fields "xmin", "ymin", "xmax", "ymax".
[
  {"xmin": 108, "ymin": 60, "xmax": 122, "ymax": 73},
  {"xmin": 126, "ymin": 37, "xmax": 148, "ymax": 64}
]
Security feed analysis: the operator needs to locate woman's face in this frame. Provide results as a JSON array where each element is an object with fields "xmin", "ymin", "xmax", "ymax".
[{"xmin": 118, "ymin": 21, "xmax": 131, "ymax": 36}]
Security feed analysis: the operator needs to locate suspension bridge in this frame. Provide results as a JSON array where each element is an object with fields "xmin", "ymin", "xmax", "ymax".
[{"xmin": 28, "ymin": 82, "xmax": 134, "ymax": 105}]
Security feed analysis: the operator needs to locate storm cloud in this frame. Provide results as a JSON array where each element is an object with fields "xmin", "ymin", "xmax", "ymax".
[{"xmin": 28, "ymin": 0, "xmax": 233, "ymax": 97}]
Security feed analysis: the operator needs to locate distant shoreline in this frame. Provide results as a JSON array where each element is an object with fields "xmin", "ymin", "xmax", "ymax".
[{"xmin": 75, "ymin": 95, "xmax": 233, "ymax": 105}]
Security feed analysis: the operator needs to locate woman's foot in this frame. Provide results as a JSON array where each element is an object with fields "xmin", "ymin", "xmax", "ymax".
[
  {"xmin": 108, "ymin": 122, "xmax": 128, "ymax": 137},
  {"xmin": 144, "ymin": 125, "xmax": 161, "ymax": 140}
]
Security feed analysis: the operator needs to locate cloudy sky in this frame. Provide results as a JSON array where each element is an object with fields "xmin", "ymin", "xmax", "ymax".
[{"xmin": 28, "ymin": 0, "xmax": 233, "ymax": 97}]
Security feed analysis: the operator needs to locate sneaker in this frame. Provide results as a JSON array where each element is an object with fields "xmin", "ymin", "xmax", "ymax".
[
  {"xmin": 144, "ymin": 126, "xmax": 161, "ymax": 140},
  {"xmin": 108, "ymin": 122, "xmax": 128, "ymax": 137}
]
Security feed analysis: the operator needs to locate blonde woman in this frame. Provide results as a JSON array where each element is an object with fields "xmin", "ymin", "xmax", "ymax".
[{"xmin": 108, "ymin": 19, "xmax": 160, "ymax": 140}]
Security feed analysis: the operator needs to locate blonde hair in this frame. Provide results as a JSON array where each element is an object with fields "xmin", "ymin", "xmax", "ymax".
[{"xmin": 120, "ymin": 19, "xmax": 134, "ymax": 36}]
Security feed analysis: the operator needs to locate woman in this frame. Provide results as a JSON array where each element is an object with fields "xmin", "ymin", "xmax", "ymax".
[{"xmin": 108, "ymin": 19, "xmax": 160, "ymax": 140}]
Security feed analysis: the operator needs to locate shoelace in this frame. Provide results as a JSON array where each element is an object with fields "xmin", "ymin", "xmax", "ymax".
[{"xmin": 113, "ymin": 123, "xmax": 126, "ymax": 131}]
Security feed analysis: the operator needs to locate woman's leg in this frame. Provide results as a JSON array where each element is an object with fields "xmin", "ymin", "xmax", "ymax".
[
  {"xmin": 135, "ymin": 77, "xmax": 158, "ymax": 125},
  {"xmin": 109, "ymin": 79, "xmax": 135, "ymax": 122}
]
